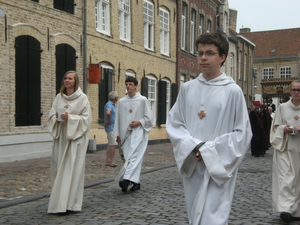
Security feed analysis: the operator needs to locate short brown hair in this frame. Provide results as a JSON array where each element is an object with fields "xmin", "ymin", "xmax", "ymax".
[{"xmin": 195, "ymin": 32, "xmax": 229, "ymax": 66}]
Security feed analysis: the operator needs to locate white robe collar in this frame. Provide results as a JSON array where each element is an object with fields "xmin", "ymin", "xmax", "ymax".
[
  {"xmin": 62, "ymin": 87, "xmax": 83, "ymax": 101},
  {"xmin": 125, "ymin": 92, "xmax": 141, "ymax": 99},
  {"xmin": 197, "ymin": 72, "xmax": 235, "ymax": 86}
]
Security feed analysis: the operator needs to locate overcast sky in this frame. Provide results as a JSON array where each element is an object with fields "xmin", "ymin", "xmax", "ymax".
[{"xmin": 228, "ymin": 0, "xmax": 300, "ymax": 32}]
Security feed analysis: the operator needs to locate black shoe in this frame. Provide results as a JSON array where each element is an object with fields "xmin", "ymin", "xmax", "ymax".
[
  {"xmin": 119, "ymin": 179, "xmax": 130, "ymax": 193},
  {"xmin": 130, "ymin": 183, "xmax": 140, "ymax": 191},
  {"xmin": 280, "ymin": 212, "xmax": 293, "ymax": 223}
]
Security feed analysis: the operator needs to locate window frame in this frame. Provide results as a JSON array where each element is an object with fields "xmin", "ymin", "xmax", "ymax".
[
  {"xmin": 159, "ymin": 7, "xmax": 170, "ymax": 56},
  {"xmin": 253, "ymin": 68, "xmax": 257, "ymax": 88},
  {"xmin": 190, "ymin": 9, "xmax": 196, "ymax": 54},
  {"xmin": 262, "ymin": 67, "xmax": 274, "ymax": 80},
  {"xmin": 118, "ymin": 0, "xmax": 131, "ymax": 42},
  {"xmin": 244, "ymin": 53, "xmax": 247, "ymax": 81},
  {"xmin": 198, "ymin": 14, "xmax": 204, "ymax": 36},
  {"xmin": 144, "ymin": 0, "xmax": 154, "ymax": 50},
  {"xmin": 181, "ymin": 2, "xmax": 187, "ymax": 50},
  {"xmin": 54, "ymin": 0, "xmax": 74, "ymax": 14},
  {"xmin": 162, "ymin": 78, "xmax": 171, "ymax": 120},
  {"xmin": 180, "ymin": 73, "xmax": 186, "ymax": 88},
  {"xmin": 207, "ymin": 19, "xmax": 211, "ymax": 33},
  {"xmin": 95, "ymin": 0, "xmax": 111, "ymax": 35},
  {"xmin": 146, "ymin": 76, "xmax": 157, "ymax": 125},
  {"xmin": 280, "ymin": 66, "xmax": 291, "ymax": 79},
  {"xmin": 230, "ymin": 55, "xmax": 234, "ymax": 78}
]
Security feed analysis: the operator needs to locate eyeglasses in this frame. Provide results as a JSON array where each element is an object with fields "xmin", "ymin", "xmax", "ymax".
[
  {"xmin": 291, "ymin": 89, "xmax": 300, "ymax": 93},
  {"xmin": 197, "ymin": 51, "xmax": 219, "ymax": 57}
]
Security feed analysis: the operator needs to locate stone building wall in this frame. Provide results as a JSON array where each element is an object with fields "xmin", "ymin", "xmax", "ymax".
[
  {"xmin": 0, "ymin": 0, "xmax": 84, "ymax": 162},
  {"xmin": 86, "ymin": 0, "xmax": 177, "ymax": 144}
]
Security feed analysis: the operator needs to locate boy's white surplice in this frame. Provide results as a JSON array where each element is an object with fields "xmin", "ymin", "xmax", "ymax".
[
  {"xmin": 271, "ymin": 100, "xmax": 300, "ymax": 217},
  {"xmin": 166, "ymin": 73, "xmax": 252, "ymax": 225},
  {"xmin": 47, "ymin": 88, "xmax": 92, "ymax": 213},
  {"xmin": 114, "ymin": 92, "xmax": 152, "ymax": 183}
]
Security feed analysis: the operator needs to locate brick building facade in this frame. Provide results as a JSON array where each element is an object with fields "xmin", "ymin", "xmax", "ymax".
[
  {"xmin": 0, "ymin": 0, "xmax": 84, "ymax": 162},
  {"xmin": 0, "ymin": 0, "xmax": 255, "ymax": 162}
]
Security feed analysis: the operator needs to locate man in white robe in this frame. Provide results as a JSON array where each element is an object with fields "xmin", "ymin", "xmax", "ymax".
[
  {"xmin": 166, "ymin": 32, "xmax": 252, "ymax": 225},
  {"xmin": 114, "ymin": 77, "xmax": 152, "ymax": 192},
  {"xmin": 271, "ymin": 80, "xmax": 300, "ymax": 223},
  {"xmin": 47, "ymin": 85, "xmax": 92, "ymax": 213}
]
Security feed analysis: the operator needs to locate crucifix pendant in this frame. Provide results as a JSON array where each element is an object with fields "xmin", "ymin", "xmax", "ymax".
[
  {"xmin": 198, "ymin": 110, "xmax": 206, "ymax": 119},
  {"xmin": 129, "ymin": 109, "xmax": 133, "ymax": 113}
]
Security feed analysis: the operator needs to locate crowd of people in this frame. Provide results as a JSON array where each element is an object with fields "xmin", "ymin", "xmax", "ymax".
[
  {"xmin": 249, "ymin": 99, "xmax": 275, "ymax": 157},
  {"xmin": 45, "ymin": 32, "xmax": 300, "ymax": 224}
]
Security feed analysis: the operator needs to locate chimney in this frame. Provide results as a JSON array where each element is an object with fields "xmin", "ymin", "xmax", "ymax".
[
  {"xmin": 240, "ymin": 28, "xmax": 251, "ymax": 33},
  {"xmin": 229, "ymin": 9, "xmax": 237, "ymax": 31}
]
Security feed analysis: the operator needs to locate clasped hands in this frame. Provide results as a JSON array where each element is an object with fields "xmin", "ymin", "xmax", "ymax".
[
  {"xmin": 56, "ymin": 112, "xmax": 68, "ymax": 121},
  {"xmin": 284, "ymin": 125, "xmax": 300, "ymax": 134},
  {"xmin": 194, "ymin": 151, "xmax": 203, "ymax": 161},
  {"xmin": 129, "ymin": 120, "xmax": 140, "ymax": 129}
]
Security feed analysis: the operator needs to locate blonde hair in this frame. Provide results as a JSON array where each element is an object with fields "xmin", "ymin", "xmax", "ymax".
[
  {"xmin": 290, "ymin": 80, "xmax": 300, "ymax": 89},
  {"xmin": 60, "ymin": 70, "xmax": 80, "ymax": 95}
]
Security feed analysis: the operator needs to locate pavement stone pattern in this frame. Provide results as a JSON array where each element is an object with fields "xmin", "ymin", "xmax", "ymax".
[
  {"xmin": 0, "ymin": 143, "xmax": 297, "ymax": 224},
  {"xmin": 0, "ymin": 143, "xmax": 175, "ymax": 200}
]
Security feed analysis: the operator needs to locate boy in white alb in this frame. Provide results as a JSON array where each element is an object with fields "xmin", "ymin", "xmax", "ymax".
[{"xmin": 166, "ymin": 33, "xmax": 252, "ymax": 225}]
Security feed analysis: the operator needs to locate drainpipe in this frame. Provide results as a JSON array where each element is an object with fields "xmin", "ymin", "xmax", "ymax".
[{"xmin": 83, "ymin": 0, "xmax": 87, "ymax": 94}]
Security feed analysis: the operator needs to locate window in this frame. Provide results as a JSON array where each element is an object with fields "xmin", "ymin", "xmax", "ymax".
[
  {"xmin": 263, "ymin": 67, "xmax": 274, "ymax": 80},
  {"xmin": 244, "ymin": 53, "xmax": 247, "ymax": 81},
  {"xmin": 147, "ymin": 76, "xmax": 157, "ymax": 124},
  {"xmin": 238, "ymin": 51, "xmax": 241, "ymax": 80},
  {"xmin": 125, "ymin": 70, "xmax": 135, "ymax": 78},
  {"xmin": 199, "ymin": 14, "xmax": 204, "ymax": 36},
  {"xmin": 144, "ymin": 0, "xmax": 154, "ymax": 50},
  {"xmin": 230, "ymin": 55, "xmax": 234, "ymax": 78},
  {"xmin": 253, "ymin": 68, "xmax": 257, "ymax": 88},
  {"xmin": 15, "ymin": 36, "xmax": 41, "ymax": 126},
  {"xmin": 162, "ymin": 79, "xmax": 171, "ymax": 119},
  {"xmin": 157, "ymin": 79, "xmax": 170, "ymax": 125},
  {"xmin": 207, "ymin": 19, "xmax": 211, "ymax": 33},
  {"xmin": 98, "ymin": 65, "xmax": 114, "ymax": 124},
  {"xmin": 223, "ymin": 12, "xmax": 228, "ymax": 33},
  {"xmin": 55, "ymin": 44, "xmax": 77, "ymax": 94},
  {"xmin": 159, "ymin": 7, "xmax": 169, "ymax": 56},
  {"xmin": 54, "ymin": 0, "xmax": 74, "ymax": 14},
  {"xmin": 280, "ymin": 66, "xmax": 291, "ymax": 79},
  {"xmin": 181, "ymin": 2, "xmax": 187, "ymax": 50},
  {"xmin": 190, "ymin": 9, "xmax": 196, "ymax": 53},
  {"xmin": 31, "ymin": 0, "xmax": 39, "ymax": 2},
  {"xmin": 180, "ymin": 74, "xmax": 186, "ymax": 88},
  {"xmin": 119, "ymin": 0, "xmax": 131, "ymax": 42},
  {"xmin": 95, "ymin": 0, "xmax": 110, "ymax": 35}
]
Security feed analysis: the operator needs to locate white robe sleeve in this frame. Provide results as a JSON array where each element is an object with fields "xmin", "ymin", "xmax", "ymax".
[
  {"xmin": 47, "ymin": 95, "xmax": 61, "ymax": 139},
  {"xmin": 166, "ymin": 87, "xmax": 205, "ymax": 177},
  {"xmin": 47, "ymin": 94, "xmax": 92, "ymax": 141},
  {"xmin": 138, "ymin": 98, "xmax": 153, "ymax": 132},
  {"xmin": 66, "ymin": 99, "xmax": 92, "ymax": 140},
  {"xmin": 270, "ymin": 104, "xmax": 288, "ymax": 152}
]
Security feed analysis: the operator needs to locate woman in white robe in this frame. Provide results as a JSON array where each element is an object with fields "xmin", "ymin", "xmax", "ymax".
[
  {"xmin": 47, "ymin": 71, "xmax": 92, "ymax": 213},
  {"xmin": 271, "ymin": 80, "xmax": 300, "ymax": 223}
]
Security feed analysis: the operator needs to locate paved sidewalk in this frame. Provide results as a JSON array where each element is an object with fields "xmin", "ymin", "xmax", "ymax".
[{"xmin": 0, "ymin": 143, "xmax": 294, "ymax": 224}]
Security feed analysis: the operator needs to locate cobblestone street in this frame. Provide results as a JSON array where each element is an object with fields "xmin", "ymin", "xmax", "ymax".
[{"xmin": 0, "ymin": 143, "xmax": 296, "ymax": 224}]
